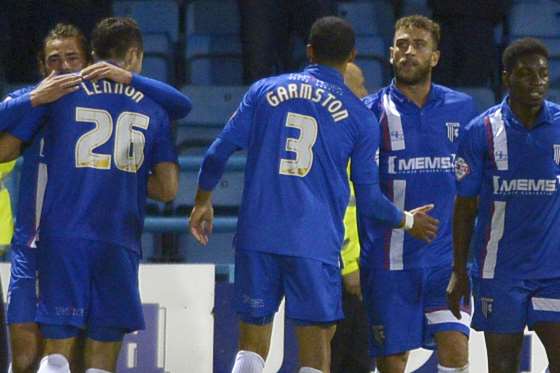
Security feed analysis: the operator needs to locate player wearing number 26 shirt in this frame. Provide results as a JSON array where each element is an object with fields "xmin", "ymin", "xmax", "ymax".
[
  {"xmin": 6, "ymin": 26, "xmax": 177, "ymax": 361},
  {"xmin": 189, "ymin": 17, "xmax": 438, "ymax": 373}
]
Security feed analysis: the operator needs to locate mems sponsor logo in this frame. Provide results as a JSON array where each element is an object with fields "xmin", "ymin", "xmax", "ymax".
[
  {"xmin": 493, "ymin": 176, "xmax": 560, "ymax": 195},
  {"xmin": 387, "ymin": 155, "xmax": 456, "ymax": 174}
]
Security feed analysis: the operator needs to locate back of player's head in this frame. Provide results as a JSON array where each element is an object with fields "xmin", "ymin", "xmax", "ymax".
[
  {"xmin": 502, "ymin": 38, "xmax": 549, "ymax": 73},
  {"xmin": 38, "ymin": 23, "xmax": 90, "ymax": 66},
  {"xmin": 91, "ymin": 17, "xmax": 143, "ymax": 61},
  {"xmin": 308, "ymin": 16, "xmax": 355, "ymax": 65},
  {"xmin": 394, "ymin": 15, "xmax": 440, "ymax": 49}
]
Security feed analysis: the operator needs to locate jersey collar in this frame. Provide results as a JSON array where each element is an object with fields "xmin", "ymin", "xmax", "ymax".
[
  {"xmin": 501, "ymin": 95, "xmax": 552, "ymax": 129},
  {"xmin": 388, "ymin": 80, "xmax": 443, "ymax": 111},
  {"xmin": 304, "ymin": 64, "xmax": 344, "ymax": 85}
]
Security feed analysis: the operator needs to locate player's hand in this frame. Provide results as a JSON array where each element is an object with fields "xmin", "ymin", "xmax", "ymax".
[
  {"xmin": 407, "ymin": 204, "xmax": 439, "ymax": 242},
  {"xmin": 189, "ymin": 201, "xmax": 214, "ymax": 245},
  {"xmin": 446, "ymin": 269, "xmax": 470, "ymax": 319},
  {"xmin": 30, "ymin": 71, "xmax": 82, "ymax": 107},
  {"xmin": 342, "ymin": 269, "xmax": 362, "ymax": 300},
  {"xmin": 80, "ymin": 62, "xmax": 133, "ymax": 84}
]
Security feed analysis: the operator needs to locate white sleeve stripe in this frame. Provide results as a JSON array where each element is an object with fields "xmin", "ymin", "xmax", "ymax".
[{"xmin": 532, "ymin": 297, "xmax": 560, "ymax": 312}]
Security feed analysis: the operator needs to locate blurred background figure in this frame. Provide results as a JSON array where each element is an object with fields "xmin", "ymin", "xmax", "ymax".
[
  {"xmin": 0, "ymin": 159, "xmax": 15, "ymax": 372},
  {"xmin": 330, "ymin": 61, "xmax": 371, "ymax": 373},
  {"xmin": 0, "ymin": 160, "xmax": 15, "ymax": 255},
  {"xmin": 429, "ymin": 0, "xmax": 512, "ymax": 87},
  {"xmin": 238, "ymin": 0, "xmax": 336, "ymax": 84}
]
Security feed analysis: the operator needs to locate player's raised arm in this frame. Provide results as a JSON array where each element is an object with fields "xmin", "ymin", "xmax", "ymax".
[{"xmin": 80, "ymin": 61, "xmax": 192, "ymax": 120}]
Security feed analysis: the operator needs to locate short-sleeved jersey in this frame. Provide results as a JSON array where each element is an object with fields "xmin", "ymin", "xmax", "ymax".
[
  {"xmin": 456, "ymin": 98, "xmax": 560, "ymax": 280},
  {"xmin": 14, "ymin": 79, "xmax": 177, "ymax": 254},
  {"xmin": 219, "ymin": 64, "xmax": 382, "ymax": 266},
  {"xmin": 3, "ymin": 86, "xmax": 48, "ymax": 248},
  {"xmin": 360, "ymin": 83, "xmax": 478, "ymax": 270}
]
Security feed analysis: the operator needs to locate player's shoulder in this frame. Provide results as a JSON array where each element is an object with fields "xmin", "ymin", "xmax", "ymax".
[
  {"xmin": 362, "ymin": 86, "xmax": 388, "ymax": 111},
  {"xmin": 544, "ymin": 100, "xmax": 560, "ymax": 124},
  {"xmin": 4, "ymin": 84, "xmax": 35, "ymax": 100},
  {"xmin": 432, "ymin": 84, "xmax": 475, "ymax": 106},
  {"xmin": 466, "ymin": 104, "xmax": 502, "ymax": 131}
]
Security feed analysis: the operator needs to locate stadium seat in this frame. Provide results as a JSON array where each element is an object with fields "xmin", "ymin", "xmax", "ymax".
[
  {"xmin": 509, "ymin": 1, "xmax": 560, "ymax": 38},
  {"xmin": 186, "ymin": 0, "xmax": 240, "ymax": 36},
  {"xmin": 400, "ymin": 0, "xmax": 432, "ymax": 17},
  {"xmin": 356, "ymin": 36, "xmax": 387, "ymax": 61},
  {"xmin": 143, "ymin": 56, "xmax": 171, "ymax": 82},
  {"xmin": 175, "ymin": 126, "xmax": 220, "ymax": 154},
  {"xmin": 454, "ymin": 87, "xmax": 497, "ymax": 113},
  {"xmin": 174, "ymin": 155, "xmax": 246, "ymax": 215},
  {"xmin": 186, "ymin": 34, "xmax": 243, "ymax": 85},
  {"xmin": 547, "ymin": 88, "xmax": 560, "ymax": 103},
  {"xmin": 180, "ymin": 85, "xmax": 247, "ymax": 127},
  {"xmin": 178, "ymin": 231, "xmax": 236, "ymax": 265},
  {"xmin": 549, "ymin": 59, "xmax": 560, "ymax": 88},
  {"xmin": 112, "ymin": 0, "xmax": 180, "ymax": 42},
  {"xmin": 356, "ymin": 58, "xmax": 386, "ymax": 87},
  {"xmin": 337, "ymin": 1, "xmax": 395, "ymax": 44}
]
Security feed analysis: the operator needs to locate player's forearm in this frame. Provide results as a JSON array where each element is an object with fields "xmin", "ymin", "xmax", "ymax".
[
  {"xmin": 198, "ymin": 137, "xmax": 238, "ymax": 191},
  {"xmin": 0, "ymin": 133, "xmax": 23, "ymax": 162},
  {"xmin": 452, "ymin": 196, "xmax": 478, "ymax": 273},
  {"xmin": 131, "ymin": 74, "xmax": 192, "ymax": 120},
  {"xmin": 0, "ymin": 94, "xmax": 32, "ymax": 132},
  {"xmin": 354, "ymin": 182, "xmax": 404, "ymax": 228},
  {"xmin": 148, "ymin": 162, "xmax": 179, "ymax": 202}
]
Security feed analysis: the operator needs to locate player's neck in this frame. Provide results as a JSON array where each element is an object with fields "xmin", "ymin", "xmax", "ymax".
[
  {"xmin": 394, "ymin": 78, "xmax": 431, "ymax": 108},
  {"xmin": 508, "ymin": 98, "xmax": 543, "ymax": 130}
]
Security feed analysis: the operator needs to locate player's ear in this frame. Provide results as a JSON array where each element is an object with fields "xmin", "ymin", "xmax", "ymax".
[
  {"xmin": 347, "ymin": 48, "xmax": 356, "ymax": 63},
  {"xmin": 306, "ymin": 44, "xmax": 315, "ymax": 64},
  {"xmin": 431, "ymin": 49, "xmax": 440, "ymax": 68},
  {"xmin": 502, "ymin": 69, "xmax": 511, "ymax": 90},
  {"xmin": 389, "ymin": 46, "xmax": 395, "ymax": 65}
]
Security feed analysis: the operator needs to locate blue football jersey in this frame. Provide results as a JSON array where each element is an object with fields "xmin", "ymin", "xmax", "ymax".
[
  {"xmin": 13, "ymin": 79, "xmax": 177, "ymax": 254},
  {"xmin": 457, "ymin": 98, "xmax": 560, "ymax": 280},
  {"xmin": 219, "ymin": 64, "xmax": 382, "ymax": 265},
  {"xmin": 360, "ymin": 83, "xmax": 478, "ymax": 270},
  {"xmin": 2, "ymin": 86, "xmax": 47, "ymax": 248}
]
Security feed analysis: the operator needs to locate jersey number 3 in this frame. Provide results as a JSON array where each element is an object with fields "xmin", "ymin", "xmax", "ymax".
[
  {"xmin": 74, "ymin": 107, "xmax": 150, "ymax": 173},
  {"xmin": 279, "ymin": 112, "xmax": 318, "ymax": 177}
]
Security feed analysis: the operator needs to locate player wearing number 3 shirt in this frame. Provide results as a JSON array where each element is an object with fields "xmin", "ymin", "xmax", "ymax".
[{"xmin": 189, "ymin": 17, "xmax": 438, "ymax": 373}]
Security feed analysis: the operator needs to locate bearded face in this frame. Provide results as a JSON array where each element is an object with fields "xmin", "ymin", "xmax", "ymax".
[{"xmin": 390, "ymin": 27, "xmax": 439, "ymax": 86}]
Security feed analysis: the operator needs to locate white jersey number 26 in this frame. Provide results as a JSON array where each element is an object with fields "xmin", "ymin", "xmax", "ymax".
[
  {"xmin": 279, "ymin": 112, "xmax": 318, "ymax": 177},
  {"xmin": 74, "ymin": 107, "xmax": 150, "ymax": 173}
]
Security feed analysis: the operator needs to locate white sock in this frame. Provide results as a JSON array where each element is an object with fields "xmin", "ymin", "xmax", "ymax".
[
  {"xmin": 85, "ymin": 369, "xmax": 112, "ymax": 373},
  {"xmin": 299, "ymin": 368, "xmax": 323, "ymax": 373},
  {"xmin": 231, "ymin": 350, "xmax": 265, "ymax": 373},
  {"xmin": 8, "ymin": 364, "xmax": 12, "ymax": 373},
  {"xmin": 438, "ymin": 364, "xmax": 469, "ymax": 373},
  {"xmin": 37, "ymin": 354, "xmax": 70, "ymax": 373}
]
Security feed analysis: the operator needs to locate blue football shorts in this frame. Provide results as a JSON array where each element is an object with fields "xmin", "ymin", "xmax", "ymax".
[
  {"xmin": 7, "ymin": 244, "xmax": 38, "ymax": 324},
  {"xmin": 36, "ymin": 236, "xmax": 145, "ymax": 337},
  {"xmin": 472, "ymin": 275, "xmax": 560, "ymax": 333},
  {"xmin": 361, "ymin": 265, "xmax": 471, "ymax": 357},
  {"xmin": 234, "ymin": 250, "xmax": 343, "ymax": 325}
]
